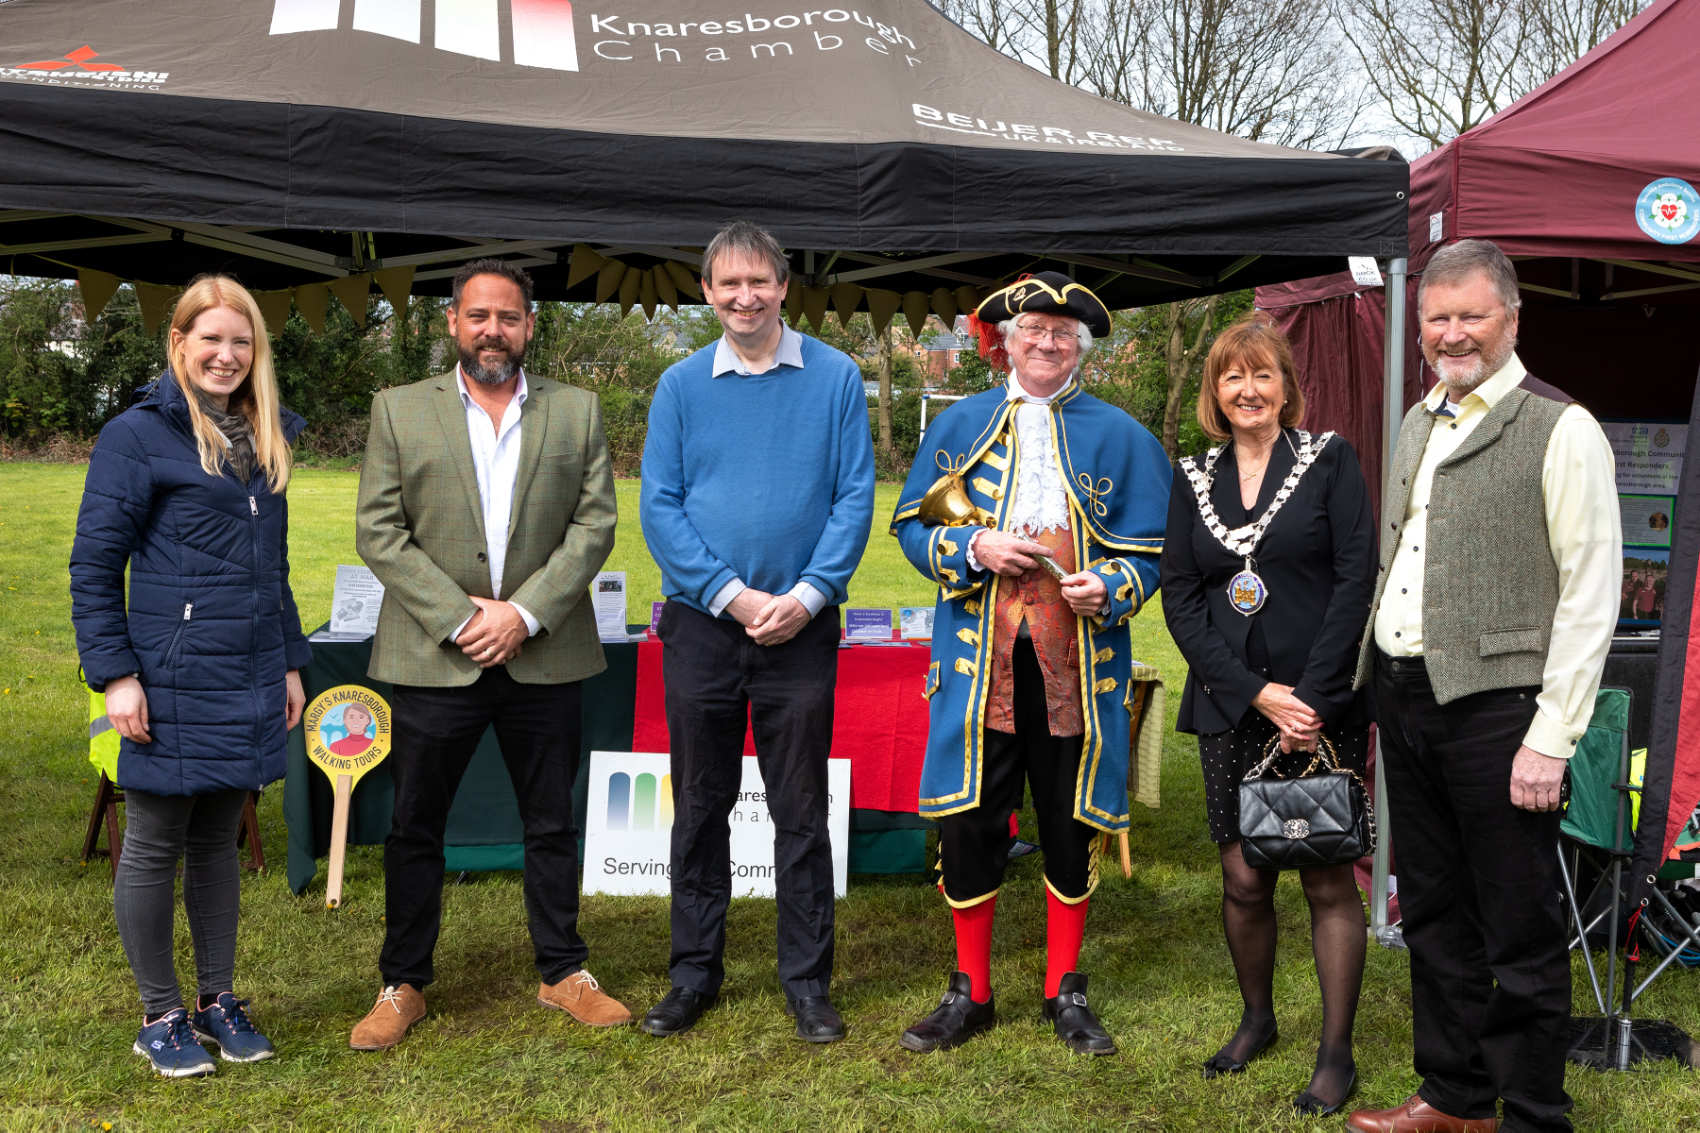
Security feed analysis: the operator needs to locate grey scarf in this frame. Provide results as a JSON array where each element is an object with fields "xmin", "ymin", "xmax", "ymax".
[{"xmin": 197, "ymin": 393, "xmax": 256, "ymax": 484}]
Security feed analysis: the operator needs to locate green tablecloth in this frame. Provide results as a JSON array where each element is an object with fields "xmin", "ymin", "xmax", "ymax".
[{"xmin": 285, "ymin": 635, "xmax": 925, "ymax": 895}]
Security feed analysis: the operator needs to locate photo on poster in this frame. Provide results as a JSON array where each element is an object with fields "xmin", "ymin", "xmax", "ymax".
[
  {"xmin": 1619, "ymin": 494, "xmax": 1676, "ymax": 549},
  {"xmin": 1620, "ymin": 548, "xmax": 1670, "ymax": 628}
]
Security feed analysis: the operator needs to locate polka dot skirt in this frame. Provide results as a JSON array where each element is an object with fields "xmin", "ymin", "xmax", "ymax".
[{"xmin": 1198, "ymin": 716, "xmax": 1370, "ymax": 845}]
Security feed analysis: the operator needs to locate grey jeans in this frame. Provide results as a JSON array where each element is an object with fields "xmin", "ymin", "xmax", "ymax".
[{"xmin": 112, "ymin": 788, "xmax": 247, "ymax": 1017}]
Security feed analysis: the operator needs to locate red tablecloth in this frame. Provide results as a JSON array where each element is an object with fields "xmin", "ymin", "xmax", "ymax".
[{"xmin": 630, "ymin": 639, "xmax": 931, "ymax": 813}]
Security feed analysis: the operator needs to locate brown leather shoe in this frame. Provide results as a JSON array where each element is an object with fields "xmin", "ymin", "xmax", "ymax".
[
  {"xmin": 349, "ymin": 984, "xmax": 426, "ymax": 1051},
  {"xmin": 1346, "ymin": 1094, "xmax": 1500, "ymax": 1132},
  {"xmin": 538, "ymin": 969, "xmax": 633, "ymax": 1027}
]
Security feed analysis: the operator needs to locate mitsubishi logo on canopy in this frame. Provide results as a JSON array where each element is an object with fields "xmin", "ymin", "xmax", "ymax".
[
  {"xmin": 17, "ymin": 44, "xmax": 124, "ymax": 71},
  {"xmin": 270, "ymin": 0, "xmax": 579, "ymax": 71}
]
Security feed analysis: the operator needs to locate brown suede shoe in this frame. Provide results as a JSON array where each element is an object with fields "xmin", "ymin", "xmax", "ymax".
[
  {"xmin": 1347, "ymin": 1094, "xmax": 1500, "ymax": 1133},
  {"xmin": 538, "ymin": 969, "xmax": 633, "ymax": 1027},
  {"xmin": 349, "ymin": 984, "xmax": 426, "ymax": 1051}
]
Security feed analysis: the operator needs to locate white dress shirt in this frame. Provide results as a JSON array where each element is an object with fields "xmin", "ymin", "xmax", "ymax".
[
  {"xmin": 1374, "ymin": 353, "xmax": 1622, "ymax": 757},
  {"xmin": 451, "ymin": 365, "xmax": 540, "ymax": 639},
  {"xmin": 703, "ymin": 325, "xmax": 829, "ymax": 619}
]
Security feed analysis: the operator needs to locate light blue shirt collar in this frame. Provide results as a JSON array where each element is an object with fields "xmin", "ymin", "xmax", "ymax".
[{"xmin": 711, "ymin": 324, "xmax": 805, "ymax": 377}]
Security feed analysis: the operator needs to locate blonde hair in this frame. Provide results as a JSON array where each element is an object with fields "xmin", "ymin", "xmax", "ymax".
[
  {"xmin": 167, "ymin": 276, "xmax": 292, "ymax": 492},
  {"xmin": 1196, "ymin": 315, "xmax": 1305, "ymax": 442}
]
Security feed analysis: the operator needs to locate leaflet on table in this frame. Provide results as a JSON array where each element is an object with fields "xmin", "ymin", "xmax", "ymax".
[
  {"xmin": 593, "ymin": 571, "xmax": 632, "ymax": 641},
  {"xmin": 843, "ymin": 608, "xmax": 893, "ymax": 642},
  {"xmin": 309, "ymin": 565, "xmax": 384, "ymax": 641},
  {"xmin": 898, "ymin": 606, "xmax": 934, "ymax": 640}
]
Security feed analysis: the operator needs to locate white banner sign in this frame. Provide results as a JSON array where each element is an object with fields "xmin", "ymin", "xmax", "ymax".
[{"xmin": 582, "ymin": 751, "xmax": 851, "ymax": 898}]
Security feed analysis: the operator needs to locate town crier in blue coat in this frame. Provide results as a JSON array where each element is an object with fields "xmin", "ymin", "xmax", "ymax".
[{"xmin": 891, "ymin": 272, "xmax": 1171, "ymax": 1055}]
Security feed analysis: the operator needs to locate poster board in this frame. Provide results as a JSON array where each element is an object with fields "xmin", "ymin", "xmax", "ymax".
[
  {"xmin": 1605, "ymin": 420, "xmax": 1687, "ymax": 629},
  {"xmin": 582, "ymin": 751, "xmax": 851, "ymax": 898}
]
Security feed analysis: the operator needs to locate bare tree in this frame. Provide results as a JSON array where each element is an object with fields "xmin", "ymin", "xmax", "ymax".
[
  {"xmin": 1157, "ymin": 296, "xmax": 1218, "ymax": 456},
  {"xmin": 1337, "ymin": 0, "xmax": 1645, "ymax": 148},
  {"xmin": 935, "ymin": 0, "xmax": 1085, "ymax": 81},
  {"xmin": 1089, "ymin": 0, "xmax": 1363, "ymax": 149},
  {"xmin": 935, "ymin": 0, "xmax": 1366, "ymax": 457},
  {"xmin": 1526, "ymin": 0, "xmax": 1646, "ymax": 90},
  {"xmin": 934, "ymin": 0, "xmax": 1018, "ymax": 55},
  {"xmin": 874, "ymin": 326, "xmax": 897, "ymax": 467}
]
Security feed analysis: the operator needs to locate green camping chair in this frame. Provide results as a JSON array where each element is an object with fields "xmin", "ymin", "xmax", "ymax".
[{"xmin": 1557, "ymin": 686, "xmax": 1700, "ymax": 1068}]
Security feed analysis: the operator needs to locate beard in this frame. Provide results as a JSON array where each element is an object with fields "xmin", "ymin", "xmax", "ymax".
[
  {"xmin": 1426, "ymin": 333, "xmax": 1516, "ymax": 396},
  {"xmin": 459, "ymin": 339, "xmax": 524, "ymax": 385}
]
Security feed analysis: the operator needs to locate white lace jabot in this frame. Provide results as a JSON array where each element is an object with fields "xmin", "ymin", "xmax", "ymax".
[{"xmin": 1003, "ymin": 372, "xmax": 1072, "ymax": 537}]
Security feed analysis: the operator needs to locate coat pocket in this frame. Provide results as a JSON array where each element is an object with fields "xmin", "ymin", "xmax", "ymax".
[
  {"xmin": 165, "ymin": 602, "xmax": 194, "ymax": 669},
  {"xmin": 923, "ymin": 660, "xmax": 941, "ymax": 700},
  {"xmin": 1478, "ymin": 626, "xmax": 1543, "ymax": 657}
]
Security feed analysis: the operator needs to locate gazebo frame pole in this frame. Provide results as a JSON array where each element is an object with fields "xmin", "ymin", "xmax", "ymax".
[{"xmin": 1371, "ymin": 257, "xmax": 1409, "ymax": 945}]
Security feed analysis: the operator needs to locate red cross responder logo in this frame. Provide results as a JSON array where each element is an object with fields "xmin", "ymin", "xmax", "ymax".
[{"xmin": 18, "ymin": 44, "xmax": 123, "ymax": 72}]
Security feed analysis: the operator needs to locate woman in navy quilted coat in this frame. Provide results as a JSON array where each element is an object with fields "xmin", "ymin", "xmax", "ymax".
[{"xmin": 70, "ymin": 275, "xmax": 310, "ymax": 1077}]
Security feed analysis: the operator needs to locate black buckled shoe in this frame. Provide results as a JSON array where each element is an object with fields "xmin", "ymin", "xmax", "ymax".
[
  {"xmin": 1042, "ymin": 972, "xmax": 1116, "ymax": 1055},
  {"xmin": 639, "ymin": 986, "xmax": 716, "ymax": 1037},
  {"xmin": 899, "ymin": 971, "xmax": 995, "ymax": 1052}
]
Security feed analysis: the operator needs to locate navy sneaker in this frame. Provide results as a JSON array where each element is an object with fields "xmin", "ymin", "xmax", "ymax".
[
  {"xmin": 133, "ymin": 1009, "xmax": 216, "ymax": 1078},
  {"xmin": 191, "ymin": 994, "xmax": 276, "ymax": 1063}
]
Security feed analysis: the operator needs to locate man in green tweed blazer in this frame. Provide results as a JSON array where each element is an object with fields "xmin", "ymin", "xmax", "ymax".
[{"xmin": 348, "ymin": 260, "xmax": 627, "ymax": 1052}]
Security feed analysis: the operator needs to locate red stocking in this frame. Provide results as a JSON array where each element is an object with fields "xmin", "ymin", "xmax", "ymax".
[
  {"xmin": 951, "ymin": 897, "xmax": 996, "ymax": 1003},
  {"xmin": 1045, "ymin": 890, "xmax": 1089, "ymax": 997}
]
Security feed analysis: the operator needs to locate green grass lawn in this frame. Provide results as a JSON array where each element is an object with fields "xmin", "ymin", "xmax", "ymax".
[{"xmin": 0, "ymin": 462, "xmax": 1692, "ymax": 1131}]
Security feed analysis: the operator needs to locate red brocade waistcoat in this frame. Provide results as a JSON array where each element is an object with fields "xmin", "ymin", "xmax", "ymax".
[{"xmin": 985, "ymin": 524, "xmax": 1083, "ymax": 736}]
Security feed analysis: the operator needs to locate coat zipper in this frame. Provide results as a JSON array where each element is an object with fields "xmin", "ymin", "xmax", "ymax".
[
  {"xmin": 166, "ymin": 602, "xmax": 193, "ymax": 666},
  {"xmin": 249, "ymin": 494, "xmax": 264, "ymax": 782}
]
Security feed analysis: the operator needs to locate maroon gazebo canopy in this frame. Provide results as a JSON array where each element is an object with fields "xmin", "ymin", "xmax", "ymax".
[{"xmin": 1257, "ymin": 0, "xmax": 1700, "ymax": 899}]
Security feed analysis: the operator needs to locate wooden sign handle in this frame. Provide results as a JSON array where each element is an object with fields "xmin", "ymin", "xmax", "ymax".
[{"xmin": 326, "ymin": 773, "xmax": 352, "ymax": 909}]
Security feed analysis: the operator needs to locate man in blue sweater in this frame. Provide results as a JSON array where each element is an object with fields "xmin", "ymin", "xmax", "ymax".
[{"xmin": 638, "ymin": 221, "xmax": 876, "ymax": 1042}]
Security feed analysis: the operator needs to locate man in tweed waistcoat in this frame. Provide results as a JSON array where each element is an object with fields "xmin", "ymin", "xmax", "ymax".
[
  {"xmin": 1347, "ymin": 241, "xmax": 1620, "ymax": 1133},
  {"xmin": 349, "ymin": 259, "xmax": 628, "ymax": 1050}
]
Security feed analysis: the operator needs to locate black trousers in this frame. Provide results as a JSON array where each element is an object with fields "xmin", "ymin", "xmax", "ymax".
[
  {"xmin": 1375, "ymin": 652, "xmax": 1572, "ymax": 1133},
  {"xmin": 938, "ymin": 638, "xmax": 1096, "ymax": 905},
  {"xmin": 659, "ymin": 601, "xmax": 839, "ymax": 1001},
  {"xmin": 381, "ymin": 668, "xmax": 586, "ymax": 990}
]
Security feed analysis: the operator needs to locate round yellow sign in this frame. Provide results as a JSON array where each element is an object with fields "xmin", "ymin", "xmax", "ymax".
[{"xmin": 304, "ymin": 684, "xmax": 393, "ymax": 782}]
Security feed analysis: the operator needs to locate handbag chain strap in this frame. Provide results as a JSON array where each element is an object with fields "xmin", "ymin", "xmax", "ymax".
[{"xmin": 1242, "ymin": 733, "xmax": 1378, "ymax": 851}]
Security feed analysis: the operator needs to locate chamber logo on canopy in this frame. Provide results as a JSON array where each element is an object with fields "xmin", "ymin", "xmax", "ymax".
[
  {"xmin": 270, "ymin": 0, "xmax": 579, "ymax": 71},
  {"xmin": 1636, "ymin": 178, "xmax": 1700, "ymax": 245}
]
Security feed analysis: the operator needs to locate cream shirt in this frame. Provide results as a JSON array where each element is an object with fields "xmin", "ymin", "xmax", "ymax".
[{"xmin": 1373, "ymin": 354, "xmax": 1621, "ymax": 758}]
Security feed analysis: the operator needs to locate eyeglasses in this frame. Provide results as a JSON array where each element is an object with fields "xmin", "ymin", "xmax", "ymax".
[{"xmin": 1014, "ymin": 322, "xmax": 1077, "ymax": 346}]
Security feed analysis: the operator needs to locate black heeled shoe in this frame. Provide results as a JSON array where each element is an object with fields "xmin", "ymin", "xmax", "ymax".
[
  {"xmin": 1200, "ymin": 1023, "xmax": 1278, "ymax": 1079},
  {"xmin": 1292, "ymin": 1066, "xmax": 1357, "ymax": 1117}
]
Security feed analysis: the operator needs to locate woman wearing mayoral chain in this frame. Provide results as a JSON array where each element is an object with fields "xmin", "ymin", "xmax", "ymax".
[{"xmin": 1160, "ymin": 316, "xmax": 1375, "ymax": 1117}]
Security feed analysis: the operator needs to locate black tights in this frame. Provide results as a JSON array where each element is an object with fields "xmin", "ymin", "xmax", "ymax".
[{"xmin": 1216, "ymin": 841, "xmax": 1364, "ymax": 1106}]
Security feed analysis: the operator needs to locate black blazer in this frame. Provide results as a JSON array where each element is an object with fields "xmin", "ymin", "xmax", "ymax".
[{"xmin": 1161, "ymin": 430, "xmax": 1375, "ymax": 736}]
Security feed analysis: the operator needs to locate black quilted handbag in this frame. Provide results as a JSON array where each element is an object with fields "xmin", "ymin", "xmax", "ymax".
[{"xmin": 1237, "ymin": 735, "xmax": 1375, "ymax": 870}]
